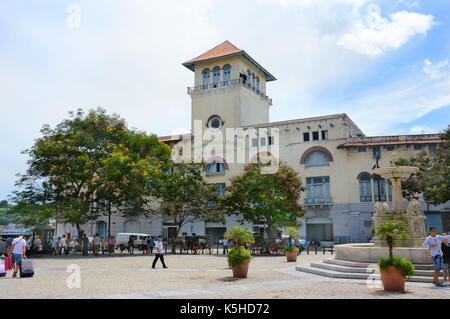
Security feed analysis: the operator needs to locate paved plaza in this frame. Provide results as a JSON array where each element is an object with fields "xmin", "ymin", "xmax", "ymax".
[{"xmin": 2, "ymin": 252, "xmax": 450, "ymax": 299}]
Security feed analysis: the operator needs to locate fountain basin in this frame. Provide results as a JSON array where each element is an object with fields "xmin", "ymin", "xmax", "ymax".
[
  {"xmin": 334, "ymin": 243, "xmax": 431, "ymax": 264},
  {"xmin": 373, "ymin": 166, "xmax": 419, "ymax": 179}
]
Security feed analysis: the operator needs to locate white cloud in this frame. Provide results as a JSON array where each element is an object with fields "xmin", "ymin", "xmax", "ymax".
[
  {"xmin": 409, "ymin": 125, "xmax": 437, "ymax": 134},
  {"xmin": 338, "ymin": 5, "xmax": 434, "ymax": 56},
  {"xmin": 423, "ymin": 59, "xmax": 449, "ymax": 79}
]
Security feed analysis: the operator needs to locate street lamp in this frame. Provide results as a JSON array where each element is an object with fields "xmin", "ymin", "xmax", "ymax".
[{"xmin": 372, "ymin": 149, "xmax": 382, "ymax": 202}]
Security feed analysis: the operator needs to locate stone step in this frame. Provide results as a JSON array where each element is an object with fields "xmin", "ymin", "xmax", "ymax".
[
  {"xmin": 324, "ymin": 257, "xmax": 434, "ymax": 270},
  {"xmin": 296, "ymin": 265, "xmax": 433, "ymax": 283},
  {"xmin": 310, "ymin": 262, "xmax": 376, "ymax": 274},
  {"xmin": 312, "ymin": 261, "xmax": 434, "ymax": 277}
]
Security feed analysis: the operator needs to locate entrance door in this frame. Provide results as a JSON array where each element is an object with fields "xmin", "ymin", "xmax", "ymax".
[
  {"xmin": 205, "ymin": 227, "xmax": 226, "ymax": 245},
  {"xmin": 96, "ymin": 221, "xmax": 107, "ymax": 238},
  {"xmin": 306, "ymin": 224, "xmax": 333, "ymax": 242}
]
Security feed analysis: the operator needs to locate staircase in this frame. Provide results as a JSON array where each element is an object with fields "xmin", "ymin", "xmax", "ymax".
[{"xmin": 296, "ymin": 258, "xmax": 434, "ymax": 283}]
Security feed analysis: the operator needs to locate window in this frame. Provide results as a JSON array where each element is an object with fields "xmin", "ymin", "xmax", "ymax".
[
  {"xmin": 358, "ymin": 173, "xmax": 372, "ymax": 202},
  {"xmin": 387, "ymin": 180, "xmax": 392, "ymax": 201},
  {"xmin": 305, "ymin": 176, "xmax": 331, "ymax": 204},
  {"xmin": 312, "ymin": 131, "xmax": 319, "ymax": 141},
  {"xmin": 252, "ymin": 138, "xmax": 258, "ymax": 147},
  {"xmin": 373, "ymin": 174, "xmax": 386, "ymax": 201},
  {"xmin": 357, "ymin": 146, "xmax": 366, "ymax": 152},
  {"xmin": 268, "ymin": 136, "xmax": 274, "ymax": 145},
  {"xmin": 247, "ymin": 70, "xmax": 251, "ymax": 87},
  {"xmin": 212, "ymin": 67, "xmax": 220, "ymax": 88},
  {"xmin": 251, "ymin": 73, "xmax": 255, "ymax": 90},
  {"xmin": 303, "ymin": 132, "xmax": 310, "ymax": 142},
  {"xmin": 207, "ymin": 115, "xmax": 222, "ymax": 129},
  {"xmin": 260, "ymin": 137, "xmax": 266, "ymax": 146},
  {"xmin": 414, "ymin": 144, "xmax": 422, "ymax": 150},
  {"xmin": 321, "ymin": 130, "xmax": 328, "ymax": 140},
  {"xmin": 386, "ymin": 145, "xmax": 395, "ymax": 152},
  {"xmin": 256, "ymin": 77, "xmax": 260, "ymax": 93},
  {"xmin": 206, "ymin": 162, "xmax": 225, "ymax": 175},
  {"xmin": 223, "ymin": 65, "xmax": 231, "ymax": 85},
  {"xmin": 305, "ymin": 151, "xmax": 329, "ymax": 167},
  {"xmin": 211, "ymin": 183, "xmax": 226, "ymax": 197},
  {"xmin": 202, "ymin": 69, "xmax": 210, "ymax": 89},
  {"xmin": 372, "ymin": 146, "xmax": 381, "ymax": 159}
]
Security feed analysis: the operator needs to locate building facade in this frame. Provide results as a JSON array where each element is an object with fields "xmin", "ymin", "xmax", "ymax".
[{"xmin": 56, "ymin": 41, "xmax": 445, "ymax": 244}]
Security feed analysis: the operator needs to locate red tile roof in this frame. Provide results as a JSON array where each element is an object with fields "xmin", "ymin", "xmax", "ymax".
[{"xmin": 183, "ymin": 40, "xmax": 243, "ymax": 65}]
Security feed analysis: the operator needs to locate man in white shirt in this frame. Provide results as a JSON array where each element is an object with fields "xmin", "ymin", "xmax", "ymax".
[
  {"xmin": 222, "ymin": 237, "xmax": 229, "ymax": 254},
  {"xmin": 422, "ymin": 227, "xmax": 450, "ymax": 287},
  {"xmin": 152, "ymin": 236, "xmax": 168, "ymax": 269},
  {"xmin": 9, "ymin": 234, "xmax": 27, "ymax": 278}
]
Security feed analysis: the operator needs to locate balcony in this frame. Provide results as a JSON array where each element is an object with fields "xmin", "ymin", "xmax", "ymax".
[
  {"xmin": 187, "ymin": 78, "xmax": 272, "ymax": 105},
  {"xmin": 304, "ymin": 197, "xmax": 333, "ymax": 207}
]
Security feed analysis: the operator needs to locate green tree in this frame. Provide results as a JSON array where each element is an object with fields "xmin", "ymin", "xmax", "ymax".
[
  {"xmin": 222, "ymin": 161, "xmax": 305, "ymax": 231},
  {"xmin": 398, "ymin": 126, "xmax": 449, "ymax": 205},
  {"xmin": 375, "ymin": 218, "xmax": 409, "ymax": 258},
  {"xmin": 12, "ymin": 108, "xmax": 170, "ymax": 241},
  {"xmin": 0, "ymin": 200, "xmax": 8, "ymax": 208},
  {"xmin": 152, "ymin": 162, "xmax": 224, "ymax": 252}
]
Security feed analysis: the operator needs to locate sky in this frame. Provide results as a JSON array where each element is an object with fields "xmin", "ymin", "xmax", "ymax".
[{"xmin": 0, "ymin": 0, "xmax": 449, "ymax": 200}]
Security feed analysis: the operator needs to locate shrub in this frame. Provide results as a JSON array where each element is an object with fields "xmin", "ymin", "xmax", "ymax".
[
  {"xmin": 378, "ymin": 256, "xmax": 415, "ymax": 277},
  {"xmin": 283, "ymin": 245, "xmax": 298, "ymax": 252},
  {"xmin": 227, "ymin": 247, "xmax": 253, "ymax": 268}
]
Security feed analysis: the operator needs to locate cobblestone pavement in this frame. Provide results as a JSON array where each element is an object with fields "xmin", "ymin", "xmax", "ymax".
[{"xmin": 2, "ymin": 252, "xmax": 450, "ymax": 299}]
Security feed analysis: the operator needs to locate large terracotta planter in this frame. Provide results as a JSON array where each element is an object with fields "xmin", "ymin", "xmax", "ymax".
[
  {"xmin": 380, "ymin": 266, "xmax": 405, "ymax": 292},
  {"xmin": 285, "ymin": 248, "xmax": 299, "ymax": 262},
  {"xmin": 232, "ymin": 259, "xmax": 251, "ymax": 278}
]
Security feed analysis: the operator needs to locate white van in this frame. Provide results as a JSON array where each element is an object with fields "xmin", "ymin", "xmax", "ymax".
[{"xmin": 115, "ymin": 233, "xmax": 150, "ymax": 252}]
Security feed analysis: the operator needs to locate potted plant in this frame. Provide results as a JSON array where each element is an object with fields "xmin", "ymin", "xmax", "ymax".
[
  {"xmin": 375, "ymin": 218, "xmax": 415, "ymax": 292},
  {"xmin": 283, "ymin": 226, "xmax": 300, "ymax": 262},
  {"xmin": 224, "ymin": 226, "xmax": 255, "ymax": 278}
]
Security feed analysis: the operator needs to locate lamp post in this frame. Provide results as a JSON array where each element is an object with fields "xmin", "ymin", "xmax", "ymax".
[{"xmin": 373, "ymin": 149, "xmax": 382, "ymax": 202}]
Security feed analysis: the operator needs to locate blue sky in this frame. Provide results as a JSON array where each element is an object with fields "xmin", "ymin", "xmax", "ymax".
[{"xmin": 0, "ymin": 0, "xmax": 449, "ymax": 200}]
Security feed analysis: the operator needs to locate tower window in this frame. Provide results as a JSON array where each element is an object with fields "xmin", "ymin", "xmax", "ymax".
[
  {"xmin": 321, "ymin": 130, "xmax": 328, "ymax": 140},
  {"xmin": 207, "ymin": 115, "xmax": 222, "ymax": 130},
  {"xmin": 312, "ymin": 131, "xmax": 319, "ymax": 141},
  {"xmin": 223, "ymin": 65, "xmax": 231, "ymax": 86},
  {"xmin": 268, "ymin": 136, "xmax": 274, "ymax": 145},
  {"xmin": 202, "ymin": 69, "xmax": 210, "ymax": 90},
  {"xmin": 256, "ymin": 77, "xmax": 260, "ymax": 93},
  {"xmin": 212, "ymin": 67, "xmax": 220, "ymax": 88},
  {"xmin": 303, "ymin": 132, "xmax": 310, "ymax": 142}
]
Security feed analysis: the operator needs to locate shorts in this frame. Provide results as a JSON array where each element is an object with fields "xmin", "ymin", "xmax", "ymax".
[
  {"xmin": 443, "ymin": 263, "xmax": 450, "ymax": 275},
  {"xmin": 432, "ymin": 255, "xmax": 443, "ymax": 270},
  {"xmin": 12, "ymin": 253, "xmax": 23, "ymax": 266}
]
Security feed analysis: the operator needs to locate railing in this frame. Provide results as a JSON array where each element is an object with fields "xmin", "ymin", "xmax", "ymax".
[
  {"xmin": 187, "ymin": 78, "xmax": 272, "ymax": 105},
  {"xmin": 360, "ymin": 195, "xmax": 372, "ymax": 202},
  {"xmin": 304, "ymin": 197, "xmax": 333, "ymax": 205}
]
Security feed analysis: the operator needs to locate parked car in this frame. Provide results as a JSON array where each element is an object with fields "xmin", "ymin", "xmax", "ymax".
[{"xmin": 115, "ymin": 233, "xmax": 150, "ymax": 252}]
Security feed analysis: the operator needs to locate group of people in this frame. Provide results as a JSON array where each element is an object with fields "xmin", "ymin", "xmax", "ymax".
[
  {"xmin": 80, "ymin": 234, "xmax": 116, "ymax": 256},
  {"xmin": 127, "ymin": 236, "xmax": 156, "ymax": 255},
  {"xmin": 422, "ymin": 227, "xmax": 450, "ymax": 287},
  {"xmin": 0, "ymin": 235, "xmax": 44, "ymax": 258}
]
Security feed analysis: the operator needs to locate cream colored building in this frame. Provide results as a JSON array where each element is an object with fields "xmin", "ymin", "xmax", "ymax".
[{"xmin": 57, "ymin": 41, "xmax": 445, "ymax": 244}]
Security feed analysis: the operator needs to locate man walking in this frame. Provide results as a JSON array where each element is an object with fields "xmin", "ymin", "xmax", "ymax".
[
  {"xmin": 441, "ymin": 237, "xmax": 450, "ymax": 286},
  {"xmin": 422, "ymin": 227, "xmax": 450, "ymax": 287},
  {"xmin": 9, "ymin": 234, "xmax": 26, "ymax": 278},
  {"xmin": 152, "ymin": 235, "xmax": 167, "ymax": 269},
  {"xmin": 222, "ymin": 237, "xmax": 229, "ymax": 255},
  {"xmin": 82, "ymin": 234, "xmax": 89, "ymax": 256}
]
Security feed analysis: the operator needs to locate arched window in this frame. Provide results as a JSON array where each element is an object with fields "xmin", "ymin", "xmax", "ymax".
[
  {"xmin": 256, "ymin": 77, "xmax": 260, "ymax": 93},
  {"xmin": 305, "ymin": 151, "xmax": 330, "ymax": 167},
  {"xmin": 223, "ymin": 65, "xmax": 231, "ymax": 86},
  {"xmin": 251, "ymin": 73, "xmax": 255, "ymax": 90},
  {"xmin": 212, "ymin": 67, "xmax": 220, "ymax": 88},
  {"xmin": 202, "ymin": 69, "xmax": 210, "ymax": 89},
  {"xmin": 358, "ymin": 173, "xmax": 372, "ymax": 202},
  {"xmin": 373, "ymin": 174, "xmax": 386, "ymax": 202},
  {"xmin": 205, "ymin": 160, "xmax": 226, "ymax": 175}
]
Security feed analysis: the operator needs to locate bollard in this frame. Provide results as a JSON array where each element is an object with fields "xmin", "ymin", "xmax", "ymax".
[
  {"xmin": 307, "ymin": 245, "xmax": 309, "ymax": 255},
  {"xmin": 315, "ymin": 245, "xmax": 317, "ymax": 255}
]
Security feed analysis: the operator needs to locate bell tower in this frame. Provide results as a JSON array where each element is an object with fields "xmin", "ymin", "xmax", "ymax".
[{"xmin": 182, "ymin": 41, "xmax": 276, "ymax": 136}]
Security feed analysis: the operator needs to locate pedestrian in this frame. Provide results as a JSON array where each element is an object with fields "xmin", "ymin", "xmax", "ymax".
[
  {"xmin": 9, "ymin": 234, "xmax": 27, "ymax": 278},
  {"xmin": 150, "ymin": 236, "xmax": 155, "ymax": 254},
  {"xmin": 82, "ymin": 234, "xmax": 89, "ymax": 256},
  {"xmin": 100, "ymin": 236, "xmax": 106, "ymax": 255},
  {"xmin": 441, "ymin": 237, "xmax": 450, "ymax": 286},
  {"xmin": 65, "ymin": 233, "xmax": 71, "ymax": 254},
  {"xmin": 146, "ymin": 236, "xmax": 151, "ymax": 254},
  {"xmin": 152, "ymin": 235, "xmax": 167, "ymax": 269},
  {"xmin": 51, "ymin": 236, "xmax": 59, "ymax": 255},
  {"xmin": 107, "ymin": 235, "xmax": 115, "ymax": 256},
  {"xmin": 34, "ymin": 236, "xmax": 42, "ymax": 257},
  {"xmin": 128, "ymin": 236, "xmax": 135, "ymax": 255},
  {"xmin": 25, "ymin": 236, "xmax": 32, "ymax": 257},
  {"xmin": 422, "ymin": 227, "xmax": 450, "ymax": 287},
  {"xmin": 92, "ymin": 234, "xmax": 100, "ymax": 256},
  {"xmin": 142, "ymin": 237, "xmax": 148, "ymax": 255},
  {"xmin": 6, "ymin": 237, "xmax": 13, "ymax": 256},
  {"xmin": 0, "ymin": 238, "xmax": 6, "ymax": 257},
  {"xmin": 222, "ymin": 237, "xmax": 228, "ymax": 254}
]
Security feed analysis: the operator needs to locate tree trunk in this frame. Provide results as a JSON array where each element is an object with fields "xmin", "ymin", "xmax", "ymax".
[
  {"xmin": 387, "ymin": 236, "xmax": 393, "ymax": 258},
  {"xmin": 76, "ymin": 223, "xmax": 84, "ymax": 252}
]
